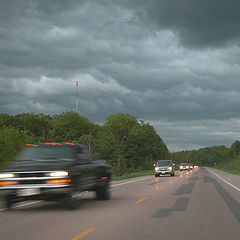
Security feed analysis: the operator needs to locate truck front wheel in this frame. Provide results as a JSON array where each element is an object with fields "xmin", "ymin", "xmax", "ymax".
[
  {"xmin": 96, "ymin": 184, "xmax": 110, "ymax": 200},
  {"xmin": 4, "ymin": 195, "xmax": 14, "ymax": 210},
  {"xmin": 68, "ymin": 190, "xmax": 82, "ymax": 210}
]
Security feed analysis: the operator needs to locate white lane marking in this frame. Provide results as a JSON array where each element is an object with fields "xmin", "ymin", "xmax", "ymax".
[
  {"xmin": 207, "ymin": 169, "xmax": 240, "ymax": 192},
  {"xmin": 0, "ymin": 200, "xmax": 42, "ymax": 211},
  {"xmin": 14, "ymin": 200, "xmax": 42, "ymax": 208},
  {"xmin": 112, "ymin": 176, "xmax": 153, "ymax": 187}
]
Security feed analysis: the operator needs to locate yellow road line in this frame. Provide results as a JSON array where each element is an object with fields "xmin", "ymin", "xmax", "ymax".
[
  {"xmin": 159, "ymin": 187, "xmax": 164, "ymax": 190},
  {"xmin": 70, "ymin": 227, "xmax": 96, "ymax": 240},
  {"xmin": 135, "ymin": 197, "xmax": 148, "ymax": 204}
]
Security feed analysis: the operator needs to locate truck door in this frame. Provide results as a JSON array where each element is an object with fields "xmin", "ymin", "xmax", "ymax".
[{"xmin": 76, "ymin": 145, "xmax": 96, "ymax": 190}]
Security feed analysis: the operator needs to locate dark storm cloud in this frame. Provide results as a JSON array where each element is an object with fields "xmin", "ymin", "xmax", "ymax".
[
  {"xmin": 120, "ymin": 0, "xmax": 240, "ymax": 48},
  {"xmin": 0, "ymin": 0, "xmax": 240, "ymax": 151},
  {"xmin": 152, "ymin": 119, "xmax": 240, "ymax": 152}
]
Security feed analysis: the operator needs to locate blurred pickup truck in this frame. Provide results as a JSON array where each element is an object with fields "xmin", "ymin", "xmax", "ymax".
[{"xmin": 0, "ymin": 142, "xmax": 111, "ymax": 210}]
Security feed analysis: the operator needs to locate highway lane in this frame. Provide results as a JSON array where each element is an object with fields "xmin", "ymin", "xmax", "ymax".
[{"xmin": 0, "ymin": 168, "xmax": 239, "ymax": 240}]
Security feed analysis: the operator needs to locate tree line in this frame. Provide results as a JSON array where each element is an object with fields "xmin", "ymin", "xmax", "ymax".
[
  {"xmin": 0, "ymin": 112, "xmax": 169, "ymax": 175},
  {"xmin": 170, "ymin": 141, "xmax": 240, "ymax": 172}
]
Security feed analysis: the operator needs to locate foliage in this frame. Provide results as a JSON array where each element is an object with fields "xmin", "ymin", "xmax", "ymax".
[
  {"xmin": 170, "ymin": 143, "xmax": 240, "ymax": 175},
  {"xmin": 12, "ymin": 113, "xmax": 51, "ymax": 139},
  {"xmin": 0, "ymin": 126, "xmax": 35, "ymax": 166},
  {"xmin": 213, "ymin": 157, "xmax": 240, "ymax": 175},
  {"xmin": 94, "ymin": 114, "xmax": 169, "ymax": 175},
  {"xmin": 0, "ymin": 114, "xmax": 14, "ymax": 127},
  {"xmin": 50, "ymin": 112, "xmax": 96, "ymax": 142},
  {"xmin": 78, "ymin": 134, "xmax": 95, "ymax": 152},
  {"xmin": 229, "ymin": 141, "xmax": 240, "ymax": 159},
  {"xmin": 170, "ymin": 145, "xmax": 229, "ymax": 166}
]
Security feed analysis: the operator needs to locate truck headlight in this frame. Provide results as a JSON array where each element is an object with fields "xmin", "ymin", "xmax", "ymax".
[
  {"xmin": 168, "ymin": 167, "xmax": 173, "ymax": 171},
  {"xmin": 48, "ymin": 171, "xmax": 69, "ymax": 177},
  {"xmin": 155, "ymin": 167, "xmax": 159, "ymax": 171},
  {"xmin": 0, "ymin": 173, "xmax": 15, "ymax": 179},
  {"xmin": 180, "ymin": 166, "xmax": 183, "ymax": 169}
]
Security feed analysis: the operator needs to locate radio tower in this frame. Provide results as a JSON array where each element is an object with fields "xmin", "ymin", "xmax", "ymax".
[{"xmin": 75, "ymin": 80, "xmax": 79, "ymax": 113}]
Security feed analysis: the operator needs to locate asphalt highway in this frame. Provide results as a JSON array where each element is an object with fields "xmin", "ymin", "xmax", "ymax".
[{"xmin": 0, "ymin": 167, "xmax": 240, "ymax": 240}]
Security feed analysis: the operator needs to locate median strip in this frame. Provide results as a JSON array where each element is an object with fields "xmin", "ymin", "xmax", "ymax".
[
  {"xmin": 135, "ymin": 197, "xmax": 148, "ymax": 204},
  {"xmin": 70, "ymin": 227, "xmax": 96, "ymax": 240}
]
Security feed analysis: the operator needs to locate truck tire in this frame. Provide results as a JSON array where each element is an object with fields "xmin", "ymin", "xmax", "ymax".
[
  {"xmin": 68, "ymin": 190, "xmax": 82, "ymax": 210},
  {"xmin": 4, "ymin": 195, "xmax": 13, "ymax": 210},
  {"xmin": 96, "ymin": 183, "xmax": 110, "ymax": 200}
]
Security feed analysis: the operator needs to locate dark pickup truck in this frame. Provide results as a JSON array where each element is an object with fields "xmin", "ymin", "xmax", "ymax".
[{"xmin": 0, "ymin": 142, "xmax": 111, "ymax": 210}]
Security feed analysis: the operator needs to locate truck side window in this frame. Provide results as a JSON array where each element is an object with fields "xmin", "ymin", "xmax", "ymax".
[{"xmin": 76, "ymin": 146, "xmax": 91, "ymax": 163}]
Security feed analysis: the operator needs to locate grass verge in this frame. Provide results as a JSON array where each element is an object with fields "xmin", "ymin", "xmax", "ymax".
[
  {"xmin": 112, "ymin": 170, "xmax": 153, "ymax": 181},
  {"xmin": 210, "ymin": 159, "xmax": 240, "ymax": 175}
]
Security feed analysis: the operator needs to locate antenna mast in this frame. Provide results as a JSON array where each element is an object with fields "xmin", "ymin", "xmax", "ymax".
[{"xmin": 75, "ymin": 80, "xmax": 79, "ymax": 113}]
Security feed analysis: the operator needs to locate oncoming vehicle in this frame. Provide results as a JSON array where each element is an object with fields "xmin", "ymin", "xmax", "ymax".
[
  {"xmin": 154, "ymin": 160, "xmax": 175, "ymax": 177},
  {"xmin": 180, "ymin": 163, "xmax": 190, "ymax": 171},
  {"xmin": 0, "ymin": 142, "xmax": 111, "ymax": 210}
]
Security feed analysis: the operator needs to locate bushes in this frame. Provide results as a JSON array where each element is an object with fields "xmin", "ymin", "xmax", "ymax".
[{"xmin": 0, "ymin": 126, "xmax": 35, "ymax": 166}]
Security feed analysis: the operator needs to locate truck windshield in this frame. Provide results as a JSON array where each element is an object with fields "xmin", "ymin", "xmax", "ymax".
[
  {"xmin": 16, "ymin": 147, "xmax": 75, "ymax": 162},
  {"xmin": 157, "ymin": 160, "xmax": 173, "ymax": 166}
]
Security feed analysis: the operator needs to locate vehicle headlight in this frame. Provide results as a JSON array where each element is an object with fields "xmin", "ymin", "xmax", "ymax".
[
  {"xmin": 155, "ymin": 167, "xmax": 159, "ymax": 171},
  {"xmin": 186, "ymin": 166, "xmax": 189, "ymax": 168},
  {"xmin": 168, "ymin": 167, "xmax": 173, "ymax": 171},
  {"xmin": 48, "ymin": 171, "xmax": 69, "ymax": 177},
  {"xmin": 180, "ymin": 166, "xmax": 183, "ymax": 169},
  {"xmin": 0, "ymin": 173, "xmax": 14, "ymax": 179}
]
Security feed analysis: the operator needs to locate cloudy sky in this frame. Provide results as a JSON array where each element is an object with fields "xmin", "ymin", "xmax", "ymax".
[{"xmin": 1, "ymin": 0, "xmax": 240, "ymax": 151}]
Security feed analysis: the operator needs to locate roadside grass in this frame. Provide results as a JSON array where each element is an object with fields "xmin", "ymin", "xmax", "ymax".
[
  {"xmin": 112, "ymin": 170, "xmax": 153, "ymax": 181},
  {"xmin": 211, "ymin": 159, "xmax": 240, "ymax": 175}
]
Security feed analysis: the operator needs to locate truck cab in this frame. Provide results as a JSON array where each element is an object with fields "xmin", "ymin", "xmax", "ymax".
[{"xmin": 0, "ymin": 142, "xmax": 111, "ymax": 210}]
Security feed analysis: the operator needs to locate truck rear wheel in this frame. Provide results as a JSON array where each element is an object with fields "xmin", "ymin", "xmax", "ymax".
[{"xmin": 96, "ymin": 183, "xmax": 110, "ymax": 200}]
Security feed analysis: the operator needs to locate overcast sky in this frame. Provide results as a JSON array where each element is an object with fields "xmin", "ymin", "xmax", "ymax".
[{"xmin": 1, "ymin": 0, "xmax": 240, "ymax": 152}]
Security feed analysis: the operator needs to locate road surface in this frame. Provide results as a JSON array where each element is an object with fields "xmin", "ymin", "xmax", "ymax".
[{"xmin": 0, "ymin": 167, "xmax": 240, "ymax": 240}]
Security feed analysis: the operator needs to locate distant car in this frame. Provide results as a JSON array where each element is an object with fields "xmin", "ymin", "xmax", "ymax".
[
  {"xmin": 194, "ymin": 165, "xmax": 198, "ymax": 169},
  {"xmin": 154, "ymin": 160, "xmax": 175, "ymax": 177},
  {"xmin": 179, "ymin": 163, "xmax": 190, "ymax": 171}
]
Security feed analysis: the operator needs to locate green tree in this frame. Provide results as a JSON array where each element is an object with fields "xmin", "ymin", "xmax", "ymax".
[
  {"xmin": 229, "ymin": 141, "xmax": 240, "ymax": 159},
  {"xmin": 50, "ymin": 112, "xmax": 96, "ymax": 142},
  {"xmin": 104, "ymin": 113, "xmax": 139, "ymax": 174},
  {"xmin": 78, "ymin": 134, "xmax": 95, "ymax": 152},
  {"xmin": 127, "ymin": 122, "xmax": 169, "ymax": 170},
  {"xmin": 0, "ymin": 126, "xmax": 35, "ymax": 166},
  {"xmin": 13, "ymin": 113, "xmax": 51, "ymax": 140},
  {"xmin": 0, "ymin": 113, "xmax": 14, "ymax": 127},
  {"xmin": 94, "ymin": 114, "xmax": 169, "ymax": 175}
]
